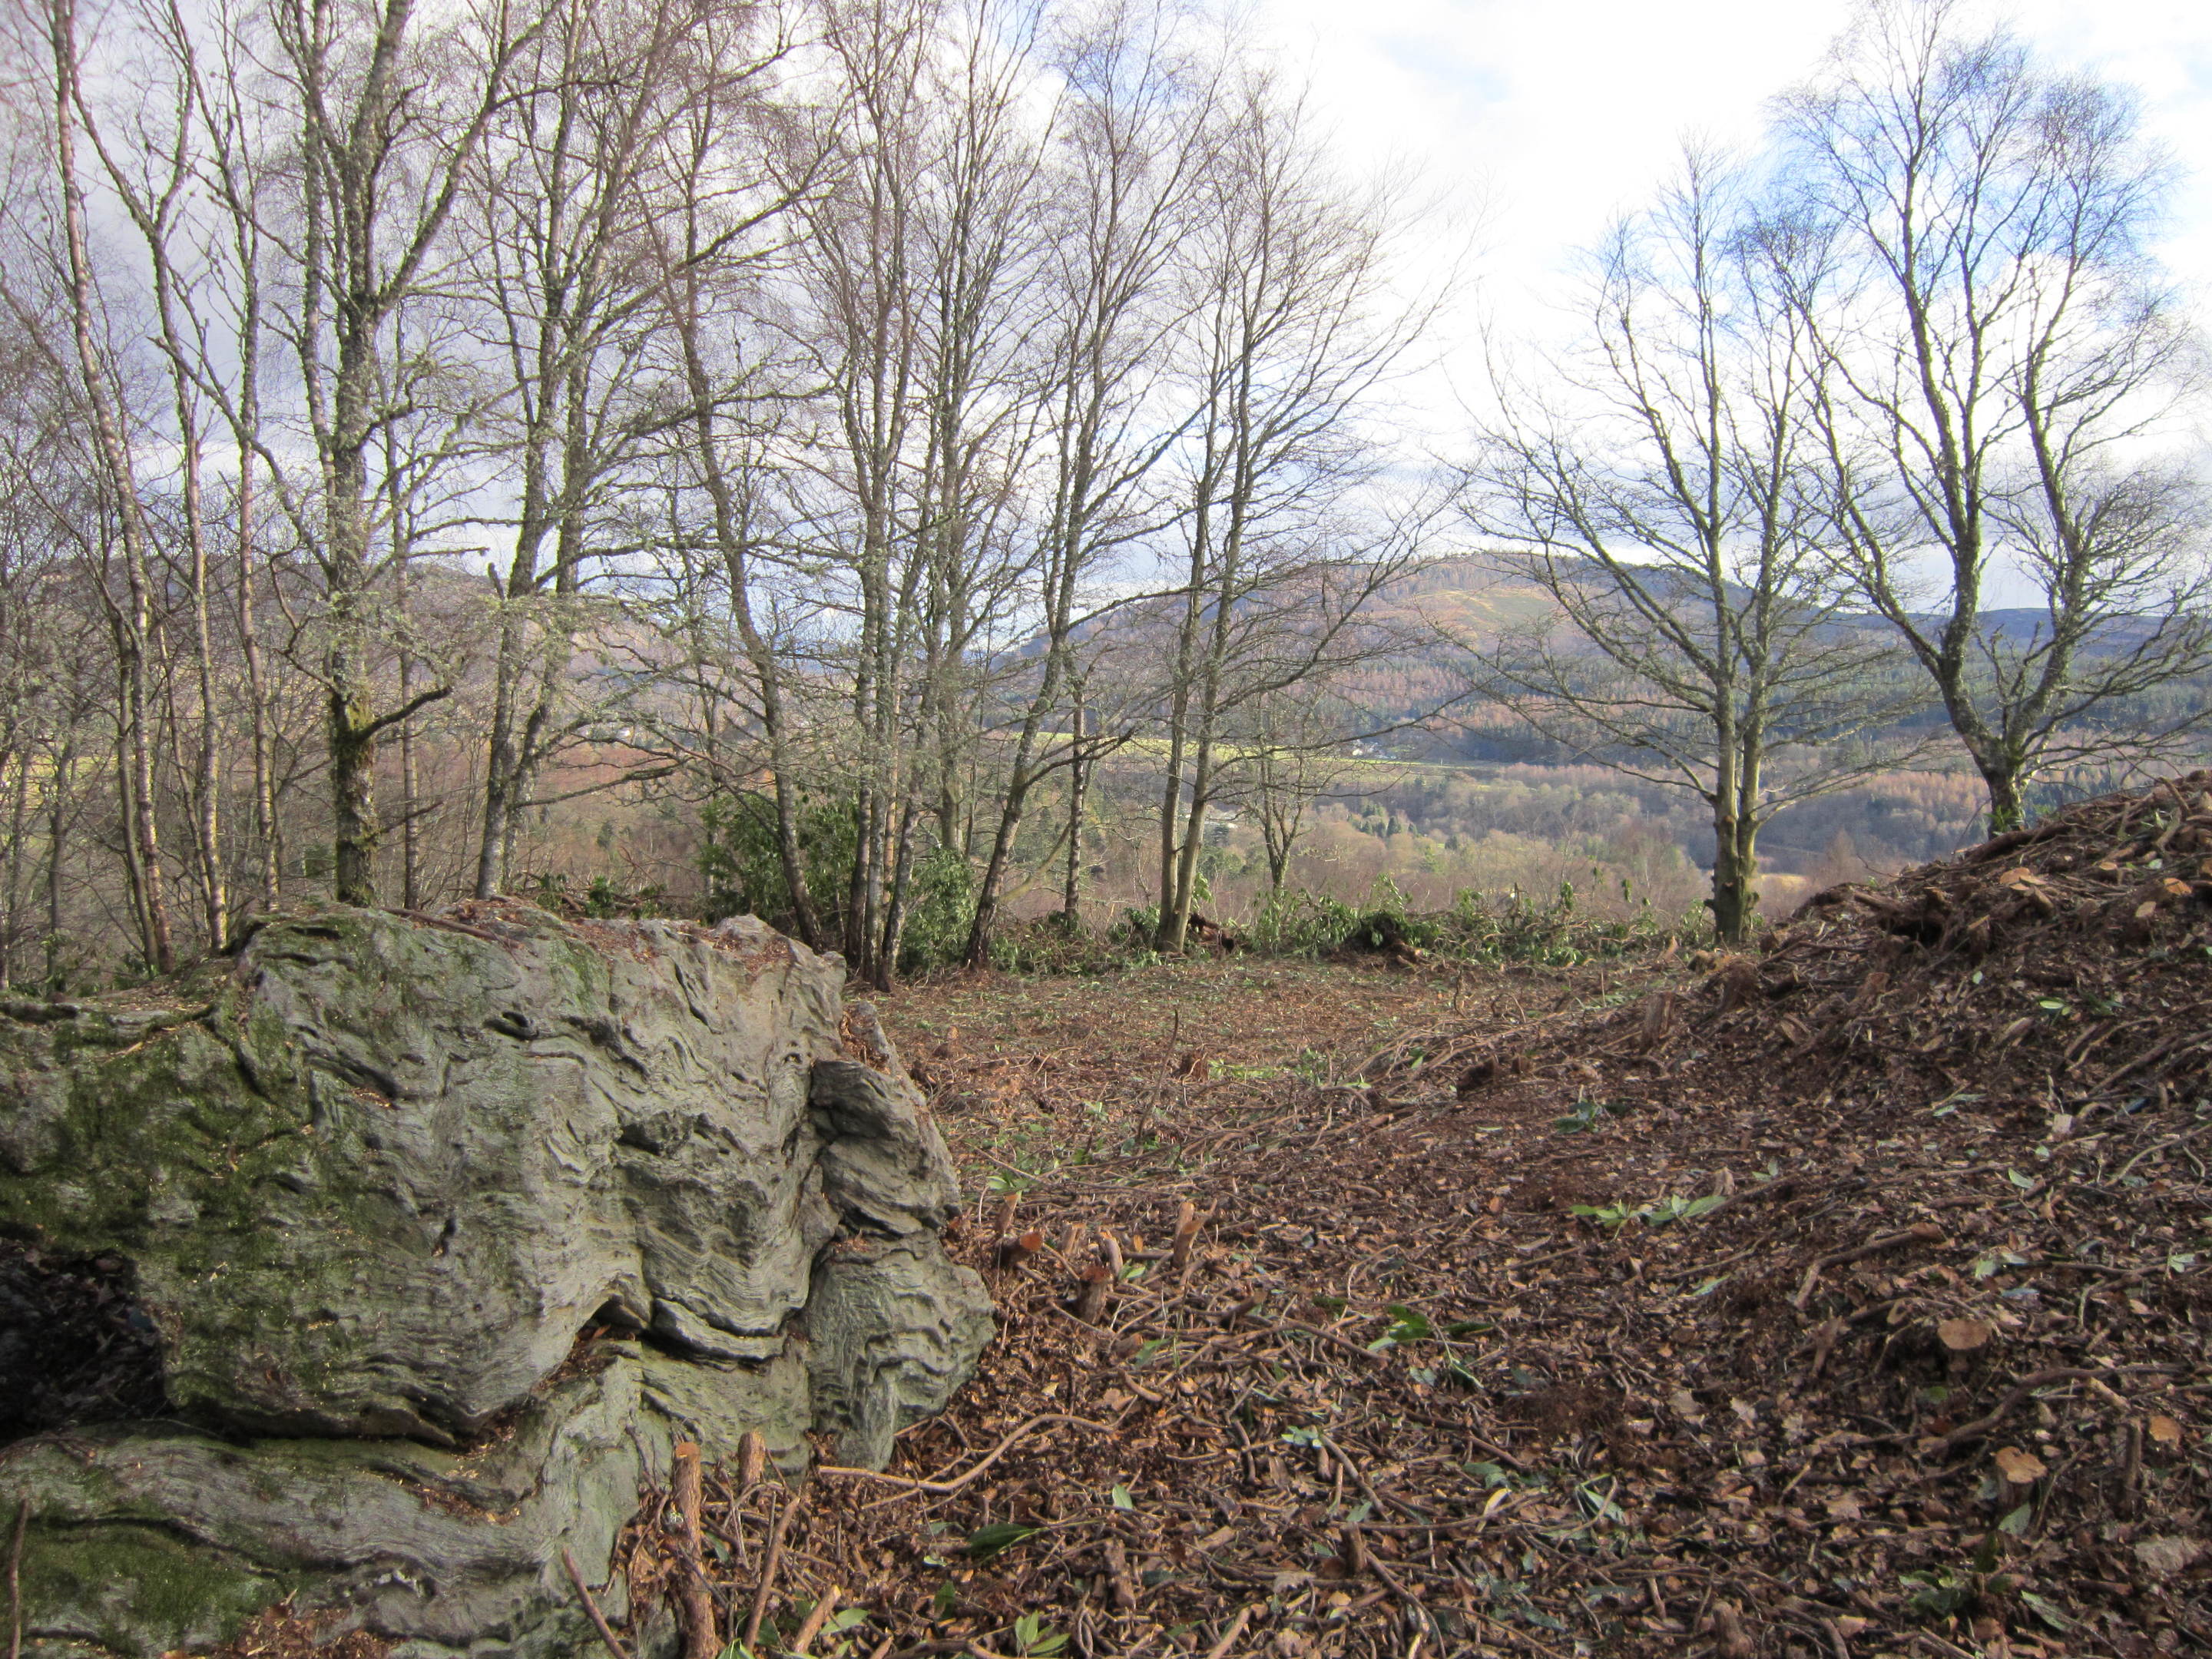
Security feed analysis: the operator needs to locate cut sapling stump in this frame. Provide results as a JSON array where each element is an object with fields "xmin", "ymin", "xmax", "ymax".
[
  {"xmin": 1103, "ymin": 1538, "xmax": 1140, "ymax": 1611},
  {"xmin": 671, "ymin": 1440, "xmax": 717, "ymax": 1659},
  {"xmin": 735, "ymin": 1429, "xmax": 767, "ymax": 1492},
  {"xmin": 995, "ymin": 1229, "xmax": 1044, "ymax": 1272},
  {"xmin": 1171, "ymin": 1200, "xmax": 1202, "ymax": 1274},
  {"xmin": 1076, "ymin": 1263, "xmax": 1113, "ymax": 1324}
]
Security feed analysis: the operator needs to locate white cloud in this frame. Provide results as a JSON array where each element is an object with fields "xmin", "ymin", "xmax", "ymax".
[{"xmin": 1247, "ymin": 0, "xmax": 2212, "ymax": 340}]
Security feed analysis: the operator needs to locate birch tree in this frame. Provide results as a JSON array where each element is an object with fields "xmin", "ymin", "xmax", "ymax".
[
  {"xmin": 959, "ymin": 0, "xmax": 1212, "ymax": 964},
  {"xmin": 1780, "ymin": 0, "xmax": 2210, "ymax": 833},
  {"xmin": 1151, "ymin": 71, "xmax": 1431, "ymax": 952},
  {"xmin": 468, "ymin": 0, "xmax": 796, "ymax": 898}
]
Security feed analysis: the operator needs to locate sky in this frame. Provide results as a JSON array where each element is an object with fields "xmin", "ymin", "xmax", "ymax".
[{"xmin": 1243, "ymin": 0, "xmax": 2212, "ymax": 435}]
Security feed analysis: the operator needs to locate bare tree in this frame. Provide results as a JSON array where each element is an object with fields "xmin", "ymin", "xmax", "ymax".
[
  {"xmin": 467, "ymin": 0, "xmax": 794, "ymax": 899},
  {"xmin": 1780, "ymin": 0, "xmax": 2210, "ymax": 833},
  {"xmin": 1467, "ymin": 147, "xmax": 1924, "ymax": 942},
  {"xmin": 1150, "ymin": 71, "xmax": 1432, "ymax": 952},
  {"xmin": 789, "ymin": 0, "xmax": 933, "ymax": 985},
  {"xmin": 959, "ymin": 0, "xmax": 1211, "ymax": 964},
  {"xmin": 17, "ymin": 0, "xmax": 177, "ymax": 968},
  {"xmin": 873, "ymin": 0, "xmax": 1048, "ymax": 979},
  {"xmin": 653, "ymin": 2, "xmax": 833, "ymax": 946},
  {"xmin": 265, "ymin": 0, "xmax": 545, "ymax": 905},
  {"xmin": 57, "ymin": 0, "xmax": 252, "ymax": 952},
  {"xmin": 1231, "ymin": 679, "xmax": 1363, "ymax": 899}
]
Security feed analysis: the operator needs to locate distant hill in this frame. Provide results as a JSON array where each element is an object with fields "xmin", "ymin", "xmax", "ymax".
[{"xmin": 1381, "ymin": 554, "xmax": 2183, "ymax": 651}]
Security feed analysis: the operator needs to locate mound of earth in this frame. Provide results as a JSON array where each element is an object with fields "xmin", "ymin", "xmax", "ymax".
[
  {"xmin": 1479, "ymin": 767, "xmax": 2212, "ymax": 1119},
  {"xmin": 592, "ymin": 780, "xmax": 2206, "ymax": 1659},
  {"xmin": 0, "ymin": 902, "xmax": 992, "ymax": 1659}
]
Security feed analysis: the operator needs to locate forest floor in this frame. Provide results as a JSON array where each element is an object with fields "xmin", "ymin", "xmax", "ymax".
[{"xmin": 597, "ymin": 780, "xmax": 2212, "ymax": 1659}]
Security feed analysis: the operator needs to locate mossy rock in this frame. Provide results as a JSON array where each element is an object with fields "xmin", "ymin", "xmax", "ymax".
[
  {"xmin": 0, "ymin": 1343, "xmax": 804, "ymax": 1657},
  {"xmin": 0, "ymin": 904, "xmax": 854, "ymax": 1439},
  {"xmin": 0, "ymin": 904, "xmax": 990, "ymax": 1656}
]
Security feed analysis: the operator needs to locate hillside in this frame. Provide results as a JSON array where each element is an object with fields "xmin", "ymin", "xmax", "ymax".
[{"xmin": 526, "ymin": 774, "xmax": 2212, "ymax": 1658}]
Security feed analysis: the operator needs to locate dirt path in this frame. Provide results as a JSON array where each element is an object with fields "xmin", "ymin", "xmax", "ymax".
[{"xmin": 791, "ymin": 928, "xmax": 2200, "ymax": 1659}]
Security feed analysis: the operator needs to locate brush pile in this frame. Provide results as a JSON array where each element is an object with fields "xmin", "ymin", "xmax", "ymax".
[
  {"xmin": 1541, "ymin": 767, "xmax": 2212, "ymax": 1114},
  {"xmin": 570, "ymin": 779, "xmax": 2208, "ymax": 1659}
]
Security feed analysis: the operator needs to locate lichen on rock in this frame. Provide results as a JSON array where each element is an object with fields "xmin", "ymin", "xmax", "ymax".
[{"xmin": 0, "ymin": 902, "xmax": 992, "ymax": 1658}]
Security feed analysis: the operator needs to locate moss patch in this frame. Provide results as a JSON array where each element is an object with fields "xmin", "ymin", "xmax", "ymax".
[{"xmin": 19, "ymin": 1522, "xmax": 291, "ymax": 1657}]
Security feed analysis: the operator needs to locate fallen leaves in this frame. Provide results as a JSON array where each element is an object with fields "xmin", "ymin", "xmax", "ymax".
[
  {"xmin": 592, "ymin": 781, "xmax": 2212, "ymax": 1659},
  {"xmin": 1938, "ymin": 1316, "xmax": 1994, "ymax": 1353},
  {"xmin": 2132, "ymin": 1536, "xmax": 2205, "ymax": 1576}
]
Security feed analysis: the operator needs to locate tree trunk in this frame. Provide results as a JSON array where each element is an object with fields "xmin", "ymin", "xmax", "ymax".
[
  {"xmin": 1708, "ymin": 808, "xmax": 1758, "ymax": 944},
  {"xmin": 399, "ymin": 618, "xmax": 422, "ymax": 912},
  {"xmin": 1059, "ymin": 692, "xmax": 1088, "ymax": 926},
  {"xmin": 1060, "ymin": 777, "xmax": 1086, "ymax": 926},
  {"xmin": 475, "ymin": 604, "xmax": 531, "ymax": 899},
  {"xmin": 962, "ymin": 657, "xmax": 1061, "ymax": 965},
  {"xmin": 178, "ymin": 417, "xmax": 226, "ymax": 952},
  {"xmin": 323, "ymin": 409, "xmax": 382, "ymax": 909},
  {"xmin": 1982, "ymin": 763, "xmax": 2028, "ymax": 836},
  {"xmin": 328, "ymin": 667, "xmax": 379, "ymax": 906},
  {"xmin": 876, "ymin": 797, "xmax": 919, "ymax": 991},
  {"xmin": 767, "ymin": 764, "xmax": 820, "ymax": 950},
  {"xmin": 44, "ymin": 740, "xmax": 74, "ymax": 992},
  {"xmin": 1163, "ymin": 740, "xmax": 1213, "ymax": 952},
  {"xmin": 2, "ymin": 747, "xmax": 28, "ymax": 988},
  {"xmin": 237, "ymin": 452, "xmax": 282, "ymax": 912}
]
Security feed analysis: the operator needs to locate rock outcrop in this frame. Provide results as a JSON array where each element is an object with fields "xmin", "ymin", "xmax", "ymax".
[{"xmin": 0, "ymin": 903, "xmax": 992, "ymax": 1658}]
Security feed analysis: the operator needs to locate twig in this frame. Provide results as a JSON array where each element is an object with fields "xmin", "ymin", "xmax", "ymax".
[
  {"xmin": 561, "ymin": 1546, "xmax": 634, "ymax": 1659},
  {"xmin": 1793, "ymin": 1224, "xmax": 1946, "ymax": 1310},
  {"xmin": 1362, "ymin": 1547, "xmax": 1426, "ymax": 1620},
  {"xmin": 743, "ymin": 1489, "xmax": 804, "ymax": 1648},
  {"xmin": 816, "ymin": 1413, "xmax": 1112, "ymax": 1495},
  {"xmin": 1323, "ymin": 1432, "xmax": 1432, "ymax": 1521},
  {"xmin": 1201, "ymin": 1603, "xmax": 1259, "ymax": 1659},
  {"xmin": 789, "ymin": 1584, "xmax": 843, "ymax": 1656},
  {"xmin": 1941, "ymin": 1364, "xmax": 2186, "ymax": 1448},
  {"xmin": 2110, "ymin": 1122, "xmax": 2212, "ymax": 1183},
  {"xmin": 1270, "ymin": 1320, "xmax": 1393, "ymax": 1364}
]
